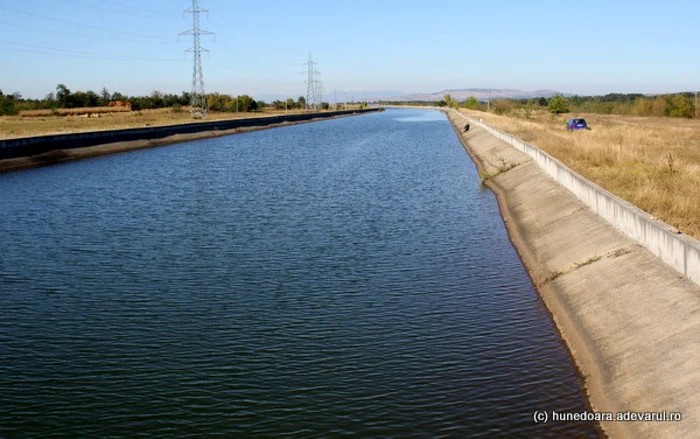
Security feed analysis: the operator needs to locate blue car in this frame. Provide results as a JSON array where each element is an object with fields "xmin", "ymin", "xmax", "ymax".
[{"xmin": 566, "ymin": 118, "xmax": 588, "ymax": 131}]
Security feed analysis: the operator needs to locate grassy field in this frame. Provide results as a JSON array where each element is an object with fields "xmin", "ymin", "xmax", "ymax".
[
  {"xmin": 460, "ymin": 108, "xmax": 700, "ymax": 240},
  {"xmin": 0, "ymin": 107, "xmax": 323, "ymax": 140},
  {"xmin": 19, "ymin": 106, "xmax": 131, "ymax": 117}
]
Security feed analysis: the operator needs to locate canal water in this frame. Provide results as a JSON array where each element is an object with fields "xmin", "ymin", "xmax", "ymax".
[{"xmin": 0, "ymin": 109, "xmax": 599, "ymax": 438}]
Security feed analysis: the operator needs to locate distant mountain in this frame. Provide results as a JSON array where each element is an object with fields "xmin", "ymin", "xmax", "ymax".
[
  {"xmin": 334, "ymin": 90, "xmax": 404, "ymax": 102},
  {"xmin": 254, "ymin": 90, "xmax": 403, "ymax": 104},
  {"xmin": 255, "ymin": 88, "xmax": 569, "ymax": 103},
  {"xmin": 381, "ymin": 89, "xmax": 565, "ymax": 102}
]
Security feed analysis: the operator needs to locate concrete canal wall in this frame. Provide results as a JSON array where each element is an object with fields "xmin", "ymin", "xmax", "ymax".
[
  {"xmin": 0, "ymin": 109, "xmax": 379, "ymax": 172},
  {"xmin": 446, "ymin": 109, "xmax": 700, "ymax": 438},
  {"xmin": 451, "ymin": 110, "xmax": 700, "ymax": 288}
]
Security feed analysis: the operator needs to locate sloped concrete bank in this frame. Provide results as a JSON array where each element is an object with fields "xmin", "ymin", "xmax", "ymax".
[
  {"xmin": 0, "ymin": 109, "xmax": 379, "ymax": 173},
  {"xmin": 446, "ymin": 110, "xmax": 700, "ymax": 438}
]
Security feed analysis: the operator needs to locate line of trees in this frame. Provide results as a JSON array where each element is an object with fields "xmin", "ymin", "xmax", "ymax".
[
  {"xmin": 382, "ymin": 92, "xmax": 697, "ymax": 119},
  {"xmin": 0, "ymin": 84, "xmax": 274, "ymax": 115},
  {"xmin": 0, "ymin": 90, "xmax": 21, "ymax": 116},
  {"xmin": 483, "ymin": 92, "xmax": 697, "ymax": 118},
  {"xmin": 268, "ymin": 97, "xmax": 336, "ymax": 111}
]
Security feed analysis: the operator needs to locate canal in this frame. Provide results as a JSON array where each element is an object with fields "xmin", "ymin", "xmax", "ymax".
[{"xmin": 0, "ymin": 109, "xmax": 599, "ymax": 438}]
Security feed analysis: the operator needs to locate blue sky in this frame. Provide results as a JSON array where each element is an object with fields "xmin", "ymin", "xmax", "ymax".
[{"xmin": 1, "ymin": 0, "xmax": 698, "ymax": 99}]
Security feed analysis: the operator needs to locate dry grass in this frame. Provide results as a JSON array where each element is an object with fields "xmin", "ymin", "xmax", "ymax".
[
  {"xmin": 0, "ymin": 107, "xmax": 311, "ymax": 140},
  {"xmin": 19, "ymin": 107, "xmax": 131, "ymax": 117},
  {"xmin": 460, "ymin": 108, "xmax": 700, "ymax": 240}
]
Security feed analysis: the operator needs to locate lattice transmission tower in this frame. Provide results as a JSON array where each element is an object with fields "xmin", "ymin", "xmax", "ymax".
[
  {"xmin": 303, "ymin": 53, "xmax": 319, "ymax": 111},
  {"xmin": 179, "ymin": 0, "xmax": 214, "ymax": 119}
]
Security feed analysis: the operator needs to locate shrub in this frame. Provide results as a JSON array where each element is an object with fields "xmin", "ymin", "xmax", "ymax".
[
  {"xmin": 492, "ymin": 99, "xmax": 514, "ymax": 115},
  {"xmin": 548, "ymin": 93, "xmax": 569, "ymax": 114}
]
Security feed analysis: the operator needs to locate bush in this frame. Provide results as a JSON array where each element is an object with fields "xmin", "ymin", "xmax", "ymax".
[
  {"xmin": 171, "ymin": 103, "xmax": 182, "ymax": 113},
  {"xmin": 492, "ymin": 99, "xmax": 514, "ymax": 115},
  {"xmin": 0, "ymin": 90, "xmax": 19, "ymax": 115},
  {"xmin": 548, "ymin": 93, "xmax": 569, "ymax": 114},
  {"xmin": 668, "ymin": 94, "xmax": 695, "ymax": 118},
  {"xmin": 462, "ymin": 96, "xmax": 479, "ymax": 109}
]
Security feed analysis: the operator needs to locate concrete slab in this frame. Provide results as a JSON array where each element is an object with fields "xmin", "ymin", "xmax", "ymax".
[{"xmin": 447, "ymin": 112, "xmax": 700, "ymax": 438}]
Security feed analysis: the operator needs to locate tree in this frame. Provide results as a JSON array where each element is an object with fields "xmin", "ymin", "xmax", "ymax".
[
  {"xmin": 111, "ymin": 91, "xmax": 126, "ymax": 102},
  {"xmin": 163, "ymin": 93, "xmax": 180, "ymax": 107},
  {"xmin": 548, "ymin": 93, "xmax": 569, "ymax": 114},
  {"xmin": 56, "ymin": 84, "xmax": 71, "ymax": 108},
  {"xmin": 652, "ymin": 96, "xmax": 666, "ymax": 117},
  {"xmin": 538, "ymin": 97, "xmax": 548, "ymax": 107},
  {"xmin": 100, "ymin": 87, "xmax": 110, "ymax": 106},
  {"xmin": 207, "ymin": 92, "xmax": 227, "ymax": 111},
  {"xmin": 297, "ymin": 96, "xmax": 306, "ymax": 109},
  {"xmin": 84, "ymin": 90, "xmax": 99, "ymax": 107},
  {"xmin": 179, "ymin": 91, "xmax": 191, "ymax": 106},
  {"xmin": 462, "ymin": 96, "xmax": 479, "ymax": 109},
  {"xmin": 668, "ymin": 94, "xmax": 695, "ymax": 118},
  {"xmin": 443, "ymin": 93, "xmax": 458, "ymax": 108},
  {"xmin": 45, "ymin": 92, "xmax": 56, "ymax": 109},
  {"xmin": 151, "ymin": 90, "xmax": 164, "ymax": 108},
  {"xmin": 635, "ymin": 97, "xmax": 654, "ymax": 116},
  {"xmin": 236, "ymin": 95, "xmax": 257, "ymax": 112},
  {"xmin": 0, "ymin": 89, "xmax": 19, "ymax": 115}
]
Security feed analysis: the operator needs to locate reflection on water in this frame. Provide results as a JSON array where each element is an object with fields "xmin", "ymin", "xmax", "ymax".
[
  {"xmin": 0, "ymin": 109, "xmax": 599, "ymax": 438},
  {"xmin": 394, "ymin": 111, "xmax": 446, "ymax": 123}
]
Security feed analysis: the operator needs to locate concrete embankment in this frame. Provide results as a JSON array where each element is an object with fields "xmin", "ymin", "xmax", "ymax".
[
  {"xmin": 0, "ymin": 109, "xmax": 379, "ymax": 173},
  {"xmin": 446, "ymin": 110, "xmax": 700, "ymax": 438}
]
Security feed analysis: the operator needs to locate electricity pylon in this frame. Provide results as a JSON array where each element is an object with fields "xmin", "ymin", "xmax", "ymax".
[
  {"xmin": 179, "ymin": 0, "xmax": 214, "ymax": 119},
  {"xmin": 303, "ymin": 53, "xmax": 319, "ymax": 111}
]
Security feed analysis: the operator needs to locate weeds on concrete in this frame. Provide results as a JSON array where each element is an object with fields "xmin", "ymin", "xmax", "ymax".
[
  {"xmin": 533, "ymin": 268, "xmax": 564, "ymax": 286},
  {"xmin": 608, "ymin": 247, "xmax": 633, "ymax": 258},
  {"xmin": 480, "ymin": 154, "xmax": 519, "ymax": 182},
  {"xmin": 545, "ymin": 271, "xmax": 563, "ymax": 283},
  {"xmin": 575, "ymin": 255, "xmax": 602, "ymax": 268},
  {"xmin": 535, "ymin": 255, "xmax": 604, "ymax": 287}
]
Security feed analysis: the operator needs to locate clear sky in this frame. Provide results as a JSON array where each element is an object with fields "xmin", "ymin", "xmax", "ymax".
[{"xmin": 1, "ymin": 0, "xmax": 698, "ymax": 99}]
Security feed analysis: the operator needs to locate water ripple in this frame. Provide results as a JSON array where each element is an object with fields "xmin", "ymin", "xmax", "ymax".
[{"xmin": 0, "ymin": 109, "xmax": 598, "ymax": 438}]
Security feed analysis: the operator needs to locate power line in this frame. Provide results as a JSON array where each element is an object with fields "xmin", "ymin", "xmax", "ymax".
[
  {"xmin": 179, "ymin": 0, "xmax": 214, "ymax": 119},
  {"xmin": 0, "ymin": 45, "xmax": 112, "ymax": 60},
  {"xmin": 56, "ymin": 0, "xmax": 180, "ymax": 21},
  {"xmin": 101, "ymin": 0, "xmax": 182, "ymax": 19},
  {"xmin": 0, "ymin": 5, "xmax": 172, "ymax": 41},
  {"xmin": 0, "ymin": 21, "xmax": 178, "ymax": 45},
  {"xmin": 0, "ymin": 40, "xmax": 180, "ymax": 62},
  {"xmin": 0, "ymin": 45, "xmax": 178, "ymax": 63}
]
